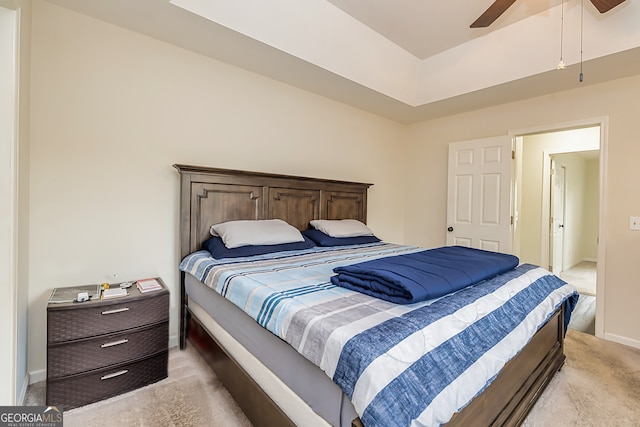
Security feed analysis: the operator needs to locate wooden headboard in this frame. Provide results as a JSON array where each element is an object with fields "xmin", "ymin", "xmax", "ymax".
[{"xmin": 174, "ymin": 165, "xmax": 372, "ymax": 259}]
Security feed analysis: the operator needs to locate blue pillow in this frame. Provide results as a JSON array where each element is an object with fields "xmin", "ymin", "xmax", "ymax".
[
  {"xmin": 202, "ymin": 235, "xmax": 316, "ymax": 259},
  {"xmin": 302, "ymin": 229, "xmax": 381, "ymax": 247}
]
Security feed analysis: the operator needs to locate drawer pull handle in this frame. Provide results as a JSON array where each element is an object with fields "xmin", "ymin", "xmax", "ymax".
[
  {"xmin": 101, "ymin": 339, "xmax": 128, "ymax": 348},
  {"xmin": 101, "ymin": 307, "xmax": 129, "ymax": 315},
  {"xmin": 101, "ymin": 370, "xmax": 128, "ymax": 380}
]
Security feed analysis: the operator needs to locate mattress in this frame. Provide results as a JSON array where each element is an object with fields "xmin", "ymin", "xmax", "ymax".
[
  {"xmin": 181, "ymin": 243, "xmax": 578, "ymax": 426},
  {"xmin": 185, "ymin": 273, "xmax": 358, "ymax": 426}
]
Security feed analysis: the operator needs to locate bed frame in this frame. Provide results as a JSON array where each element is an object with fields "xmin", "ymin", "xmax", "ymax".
[{"xmin": 174, "ymin": 164, "xmax": 566, "ymax": 427}]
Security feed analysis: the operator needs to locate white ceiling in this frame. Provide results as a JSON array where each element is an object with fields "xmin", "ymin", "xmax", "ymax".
[
  {"xmin": 45, "ymin": 0, "xmax": 640, "ymax": 123},
  {"xmin": 325, "ymin": 0, "xmax": 564, "ymax": 59}
]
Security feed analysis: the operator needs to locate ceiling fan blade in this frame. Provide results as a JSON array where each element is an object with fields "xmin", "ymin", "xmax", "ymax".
[
  {"xmin": 470, "ymin": 0, "xmax": 518, "ymax": 28},
  {"xmin": 589, "ymin": 0, "xmax": 626, "ymax": 13}
]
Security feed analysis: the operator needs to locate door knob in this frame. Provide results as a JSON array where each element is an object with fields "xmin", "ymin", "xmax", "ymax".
[{"xmin": 447, "ymin": 226, "xmax": 454, "ymax": 232}]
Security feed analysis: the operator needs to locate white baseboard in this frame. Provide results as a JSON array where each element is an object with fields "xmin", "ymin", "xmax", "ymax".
[
  {"xmin": 29, "ymin": 369, "xmax": 46, "ymax": 385},
  {"xmin": 17, "ymin": 372, "xmax": 29, "ymax": 405},
  {"xmin": 603, "ymin": 332, "xmax": 640, "ymax": 350},
  {"xmin": 582, "ymin": 257, "xmax": 597, "ymax": 263},
  {"xmin": 169, "ymin": 334, "xmax": 179, "ymax": 349}
]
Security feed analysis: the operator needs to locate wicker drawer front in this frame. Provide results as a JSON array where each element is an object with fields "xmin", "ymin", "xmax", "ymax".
[
  {"xmin": 47, "ymin": 322, "xmax": 168, "ymax": 379},
  {"xmin": 47, "ymin": 351, "xmax": 168, "ymax": 410},
  {"xmin": 48, "ymin": 292, "xmax": 168, "ymax": 343}
]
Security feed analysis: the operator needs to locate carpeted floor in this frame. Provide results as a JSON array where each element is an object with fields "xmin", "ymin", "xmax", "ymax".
[
  {"xmin": 559, "ymin": 261, "xmax": 597, "ymax": 296},
  {"xmin": 522, "ymin": 330, "xmax": 640, "ymax": 427},
  {"xmin": 567, "ymin": 293, "xmax": 596, "ymax": 335},
  {"xmin": 26, "ymin": 330, "xmax": 640, "ymax": 426},
  {"xmin": 562, "ymin": 261, "xmax": 597, "ymax": 335}
]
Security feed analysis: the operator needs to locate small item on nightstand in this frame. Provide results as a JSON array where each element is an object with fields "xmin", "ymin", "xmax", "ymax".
[
  {"xmin": 49, "ymin": 285, "xmax": 101, "ymax": 303},
  {"xmin": 120, "ymin": 281, "xmax": 134, "ymax": 289},
  {"xmin": 137, "ymin": 278, "xmax": 162, "ymax": 293},
  {"xmin": 102, "ymin": 287, "xmax": 128, "ymax": 299},
  {"xmin": 76, "ymin": 292, "xmax": 90, "ymax": 302}
]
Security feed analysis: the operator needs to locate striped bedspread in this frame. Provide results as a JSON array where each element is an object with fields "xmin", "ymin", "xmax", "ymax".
[{"xmin": 180, "ymin": 243, "xmax": 578, "ymax": 427}]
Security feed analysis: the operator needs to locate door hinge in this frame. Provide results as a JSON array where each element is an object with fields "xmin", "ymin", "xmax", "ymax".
[
  {"xmin": 511, "ymin": 150, "xmax": 515, "ymax": 160},
  {"xmin": 511, "ymin": 215, "xmax": 514, "ymax": 225}
]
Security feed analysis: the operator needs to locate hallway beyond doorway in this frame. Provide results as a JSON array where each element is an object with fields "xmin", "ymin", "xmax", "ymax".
[
  {"xmin": 563, "ymin": 261, "xmax": 597, "ymax": 335},
  {"xmin": 559, "ymin": 261, "xmax": 596, "ymax": 296}
]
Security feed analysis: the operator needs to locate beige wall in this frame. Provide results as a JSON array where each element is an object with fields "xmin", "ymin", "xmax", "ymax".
[
  {"xmin": 27, "ymin": 1, "xmax": 407, "ymax": 378},
  {"xmin": 406, "ymin": 75, "xmax": 640, "ymax": 348},
  {"xmin": 24, "ymin": 0, "xmax": 640, "ymax": 382},
  {"xmin": 584, "ymin": 158, "xmax": 600, "ymax": 260}
]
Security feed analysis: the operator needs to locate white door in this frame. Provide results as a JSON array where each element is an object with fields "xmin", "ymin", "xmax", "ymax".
[
  {"xmin": 446, "ymin": 136, "xmax": 513, "ymax": 253},
  {"xmin": 550, "ymin": 160, "xmax": 565, "ymax": 274}
]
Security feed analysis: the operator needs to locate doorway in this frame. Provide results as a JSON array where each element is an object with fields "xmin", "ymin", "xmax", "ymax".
[
  {"xmin": 550, "ymin": 159, "xmax": 566, "ymax": 276},
  {"xmin": 513, "ymin": 125, "xmax": 601, "ymax": 335}
]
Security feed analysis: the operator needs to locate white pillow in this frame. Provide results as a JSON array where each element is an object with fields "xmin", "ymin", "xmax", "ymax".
[
  {"xmin": 210, "ymin": 219, "xmax": 304, "ymax": 249},
  {"xmin": 309, "ymin": 219, "xmax": 374, "ymax": 238}
]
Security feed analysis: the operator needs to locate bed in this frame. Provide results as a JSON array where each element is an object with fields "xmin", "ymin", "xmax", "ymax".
[{"xmin": 174, "ymin": 164, "xmax": 577, "ymax": 427}]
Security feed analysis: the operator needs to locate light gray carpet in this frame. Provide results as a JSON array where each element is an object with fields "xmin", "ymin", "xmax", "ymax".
[
  {"xmin": 26, "ymin": 330, "xmax": 640, "ymax": 426},
  {"xmin": 559, "ymin": 261, "xmax": 597, "ymax": 296},
  {"xmin": 567, "ymin": 294, "xmax": 596, "ymax": 335},
  {"xmin": 522, "ymin": 330, "xmax": 640, "ymax": 426}
]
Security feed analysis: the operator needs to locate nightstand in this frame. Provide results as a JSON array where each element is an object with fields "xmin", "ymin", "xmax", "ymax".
[{"xmin": 46, "ymin": 278, "xmax": 169, "ymax": 409}]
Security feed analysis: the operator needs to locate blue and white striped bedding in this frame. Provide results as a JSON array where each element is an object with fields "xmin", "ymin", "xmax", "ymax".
[{"xmin": 180, "ymin": 242, "xmax": 578, "ymax": 427}]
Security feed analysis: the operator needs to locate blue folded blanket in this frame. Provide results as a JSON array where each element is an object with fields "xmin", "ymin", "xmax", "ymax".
[{"xmin": 331, "ymin": 246, "xmax": 520, "ymax": 304}]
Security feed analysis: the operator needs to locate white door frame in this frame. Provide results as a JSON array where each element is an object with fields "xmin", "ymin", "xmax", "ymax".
[
  {"xmin": 0, "ymin": 3, "xmax": 18, "ymax": 405},
  {"xmin": 510, "ymin": 117, "xmax": 608, "ymax": 339}
]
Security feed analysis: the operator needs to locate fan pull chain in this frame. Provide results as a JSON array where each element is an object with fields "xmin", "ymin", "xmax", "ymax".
[
  {"xmin": 558, "ymin": 0, "xmax": 565, "ymax": 70},
  {"xmin": 580, "ymin": 0, "xmax": 584, "ymax": 82}
]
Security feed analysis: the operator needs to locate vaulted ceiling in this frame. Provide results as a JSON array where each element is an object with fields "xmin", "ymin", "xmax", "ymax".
[{"xmin": 46, "ymin": 0, "xmax": 640, "ymax": 123}]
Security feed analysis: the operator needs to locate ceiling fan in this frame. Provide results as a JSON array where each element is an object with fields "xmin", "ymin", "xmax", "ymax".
[{"xmin": 470, "ymin": 0, "xmax": 626, "ymax": 28}]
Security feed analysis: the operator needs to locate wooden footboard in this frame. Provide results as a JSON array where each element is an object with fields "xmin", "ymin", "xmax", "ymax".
[
  {"xmin": 445, "ymin": 306, "xmax": 565, "ymax": 427},
  {"xmin": 186, "ymin": 305, "xmax": 565, "ymax": 427}
]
